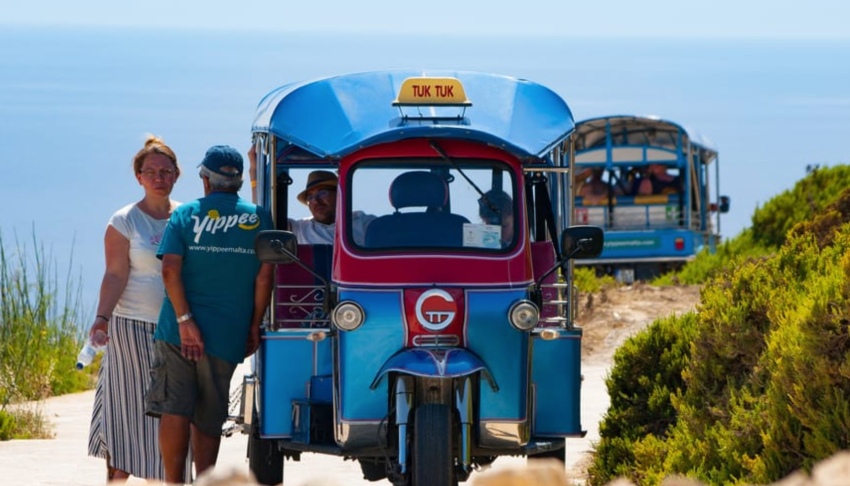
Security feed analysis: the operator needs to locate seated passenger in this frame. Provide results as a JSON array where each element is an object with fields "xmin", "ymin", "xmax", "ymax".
[
  {"xmin": 293, "ymin": 171, "xmax": 376, "ymax": 245},
  {"xmin": 576, "ymin": 167, "xmax": 609, "ymax": 204},
  {"xmin": 478, "ymin": 189, "xmax": 514, "ymax": 248},
  {"xmin": 637, "ymin": 164, "xmax": 680, "ymax": 196},
  {"xmin": 247, "ymin": 146, "xmax": 374, "ymax": 244}
]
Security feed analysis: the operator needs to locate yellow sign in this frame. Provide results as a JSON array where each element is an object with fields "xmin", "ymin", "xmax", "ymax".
[{"xmin": 393, "ymin": 77, "xmax": 472, "ymax": 107}]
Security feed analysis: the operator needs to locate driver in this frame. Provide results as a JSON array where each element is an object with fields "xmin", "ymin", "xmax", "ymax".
[{"xmin": 478, "ymin": 189, "xmax": 514, "ymax": 248}]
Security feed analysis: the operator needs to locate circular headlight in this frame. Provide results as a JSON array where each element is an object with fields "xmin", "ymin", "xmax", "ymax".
[
  {"xmin": 508, "ymin": 300, "xmax": 539, "ymax": 331},
  {"xmin": 332, "ymin": 301, "xmax": 365, "ymax": 331}
]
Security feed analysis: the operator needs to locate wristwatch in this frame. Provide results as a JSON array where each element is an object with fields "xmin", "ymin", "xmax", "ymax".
[{"xmin": 176, "ymin": 313, "xmax": 193, "ymax": 323}]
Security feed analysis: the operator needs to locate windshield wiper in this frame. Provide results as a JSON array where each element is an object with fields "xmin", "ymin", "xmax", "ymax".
[{"xmin": 429, "ymin": 140, "xmax": 500, "ymax": 216}]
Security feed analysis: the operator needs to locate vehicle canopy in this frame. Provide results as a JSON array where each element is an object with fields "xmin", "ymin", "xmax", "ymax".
[
  {"xmin": 251, "ymin": 70, "xmax": 575, "ymax": 162},
  {"xmin": 572, "ymin": 114, "xmax": 717, "ymax": 168}
]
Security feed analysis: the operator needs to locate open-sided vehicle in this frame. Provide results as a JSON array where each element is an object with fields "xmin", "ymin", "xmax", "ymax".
[
  {"xmin": 571, "ymin": 115, "xmax": 729, "ymax": 282},
  {"xmin": 237, "ymin": 70, "xmax": 603, "ymax": 486}
]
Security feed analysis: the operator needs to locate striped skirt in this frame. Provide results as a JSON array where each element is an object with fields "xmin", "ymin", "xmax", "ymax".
[{"xmin": 87, "ymin": 315, "xmax": 192, "ymax": 480}]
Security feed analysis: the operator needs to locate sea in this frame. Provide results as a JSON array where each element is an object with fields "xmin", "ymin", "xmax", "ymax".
[{"xmin": 1, "ymin": 26, "xmax": 848, "ymax": 319}]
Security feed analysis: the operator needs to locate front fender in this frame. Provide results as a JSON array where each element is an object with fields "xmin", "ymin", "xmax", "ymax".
[{"xmin": 370, "ymin": 348, "xmax": 498, "ymax": 392}]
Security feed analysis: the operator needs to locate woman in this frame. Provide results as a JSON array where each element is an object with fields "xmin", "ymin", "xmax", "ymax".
[{"xmin": 86, "ymin": 135, "xmax": 191, "ymax": 482}]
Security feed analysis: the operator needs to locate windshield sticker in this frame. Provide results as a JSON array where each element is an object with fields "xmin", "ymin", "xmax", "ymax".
[{"xmin": 463, "ymin": 223, "xmax": 501, "ymax": 249}]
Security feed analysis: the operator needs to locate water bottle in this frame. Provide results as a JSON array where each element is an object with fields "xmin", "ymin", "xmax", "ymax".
[{"xmin": 75, "ymin": 330, "xmax": 107, "ymax": 370}]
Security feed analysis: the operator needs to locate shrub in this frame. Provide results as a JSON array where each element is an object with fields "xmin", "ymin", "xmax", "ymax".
[
  {"xmin": 587, "ymin": 312, "xmax": 699, "ymax": 485},
  {"xmin": 0, "ymin": 230, "xmax": 92, "ymax": 440},
  {"xmin": 590, "ymin": 182, "xmax": 850, "ymax": 485},
  {"xmin": 654, "ymin": 165, "xmax": 850, "ymax": 287},
  {"xmin": 653, "ymin": 230, "xmax": 772, "ymax": 286},
  {"xmin": 750, "ymin": 165, "xmax": 850, "ymax": 248},
  {"xmin": 0, "ymin": 409, "xmax": 15, "ymax": 440},
  {"xmin": 574, "ymin": 266, "xmax": 617, "ymax": 293}
]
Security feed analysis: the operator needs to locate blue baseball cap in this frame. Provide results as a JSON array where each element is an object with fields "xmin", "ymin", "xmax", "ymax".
[{"xmin": 199, "ymin": 145, "xmax": 243, "ymax": 177}]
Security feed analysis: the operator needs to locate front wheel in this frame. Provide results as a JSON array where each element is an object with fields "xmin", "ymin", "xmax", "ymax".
[
  {"xmin": 248, "ymin": 432, "xmax": 284, "ymax": 486},
  {"xmin": 412, "ymin": 403, "xmax": 453, "ymax": 486},
  {"xmin": 529, "ymin": 447, "xmax": 565, "ymax": 464}
]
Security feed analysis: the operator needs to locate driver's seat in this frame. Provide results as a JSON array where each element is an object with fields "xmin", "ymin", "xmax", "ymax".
[{"xmin": 364, "ymin": 171, "xmax": 469, "ymax": 248}]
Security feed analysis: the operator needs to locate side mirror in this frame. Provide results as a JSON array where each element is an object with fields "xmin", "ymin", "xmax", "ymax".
[
  {"xmin": 560, "ymin": 225, "xmax": 604, "ymax": 260},
  {"xmin": 255, "ymin": 230, "xmax": 298, "ymax": 264},
  {"xmin": 718, "ymin": 195, "xmax": 730, "ymax": 214}
]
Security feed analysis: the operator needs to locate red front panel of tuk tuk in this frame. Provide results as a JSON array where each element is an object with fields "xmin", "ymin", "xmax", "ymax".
[{"xmin": 333, "ymin": 250, "xmax": 534, "ymax": 287}]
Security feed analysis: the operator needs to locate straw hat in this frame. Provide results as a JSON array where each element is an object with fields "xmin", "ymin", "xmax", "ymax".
[{"xmin": 297, "ymin": 170, "xmax": 338, "ymax": 204}]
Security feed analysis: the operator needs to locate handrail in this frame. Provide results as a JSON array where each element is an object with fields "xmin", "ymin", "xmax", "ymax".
[{"xmin": 272, "ymin": 282, "xmax": 330, "ymax": 330}]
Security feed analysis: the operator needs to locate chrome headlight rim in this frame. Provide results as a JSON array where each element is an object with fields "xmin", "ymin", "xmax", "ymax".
[
  {"xmin": 508, "ymin": 300, "xmax": 539, "ymax": 331},
  {"xmin": 332, "ymin": 301, "xmax": 365, "ymax": 331}
]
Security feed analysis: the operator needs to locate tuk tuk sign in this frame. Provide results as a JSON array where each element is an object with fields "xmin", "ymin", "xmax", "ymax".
[{"xmin": 393, "ymin": 77, "xmax": 472, "ymax": 107}]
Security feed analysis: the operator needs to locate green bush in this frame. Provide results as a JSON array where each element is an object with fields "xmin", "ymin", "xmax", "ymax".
[
  {"xmin": 589, "ymin": 184, "xmax": 850, "ymax": 485},
  {"xmin": 0, "ymin": 406, "xmax": 53, "ymax": 440},
  {"xmin": 0, "ymin": 409, "xmax": 15, "ymax": 440},
  {"xmin": 750, "ymin": 165, "xmax": 850, "ymax": 248},
  {"xmin": 588, "ymin": 312, "xmax": 699, "ymax": 485},
  {"xmin": 0, "ymin": 230, "xmax": 93, "ymax": 440},
  {"xmin": 653, "ymin": 165, "xmax": 850, "ymax": 287},
  {"xmin": 574, "ymin": 266, "xmax": 617, "ymax": 293},
  {"xmin": 653, "ymin": 230, "xmax": 772, "ymax": 286}
]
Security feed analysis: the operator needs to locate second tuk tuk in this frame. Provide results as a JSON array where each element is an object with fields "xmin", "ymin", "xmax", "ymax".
[
  {"xmin": 571, "ymin": 115, "xmax": 730, "ymax": 282},
  {"xmin": 239, "ymin": 70, "xmax": 603, "ymax": 486}
]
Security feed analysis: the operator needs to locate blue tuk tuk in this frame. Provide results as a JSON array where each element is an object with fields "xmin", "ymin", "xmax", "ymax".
[
  {"xmin": 571, "ymin": 115, "xmax": 730, "ymax": 282},
  {"xmin": 238, "ymin": 70, "xmax": 603, "ymax": 485}
]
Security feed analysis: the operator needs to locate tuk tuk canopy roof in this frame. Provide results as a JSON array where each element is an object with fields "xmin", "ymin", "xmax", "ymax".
[
  {"xmin": 573, "ymin": 115, "xmax": 718, "ymax": 164},
  {"xmin": 252, "ymin": 70, "xmax": 575, "ymax": 161}
]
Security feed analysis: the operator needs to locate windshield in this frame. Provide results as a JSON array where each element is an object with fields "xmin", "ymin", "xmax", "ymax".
[{"xmin": 348, "ymin": 158, "xmax": 517, "ymax": 251}]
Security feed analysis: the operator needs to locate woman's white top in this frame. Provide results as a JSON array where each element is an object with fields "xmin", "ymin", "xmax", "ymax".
[{"xmin": 110, "ymin": 202, "xmax": 176, "ymax": 322}]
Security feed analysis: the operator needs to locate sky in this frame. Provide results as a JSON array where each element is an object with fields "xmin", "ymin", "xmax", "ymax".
[
  {"xmin": 2, "ymin": 0, "xmax": 848, "ymax": 316},
  {"xmin": 3, "ymin": 0, "xmax": 850, "ymax": 39}
]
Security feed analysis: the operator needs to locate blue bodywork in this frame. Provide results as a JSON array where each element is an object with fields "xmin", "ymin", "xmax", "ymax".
[
  {"xmin": 334, "ymin": 288, "xmax": 530, "ymax": 427},
  {"xmin": 531, "ymin": 328, "xmax": 583, "ymax": 436},
  {"xmin": 259, "ymin": 330, "xmax": 332, "ymax": 437},
  {"xmin": 370, "ymin": 348, "xmax": 497, "ymax": 391}
]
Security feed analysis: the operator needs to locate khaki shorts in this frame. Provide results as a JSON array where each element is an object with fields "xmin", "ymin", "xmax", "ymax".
[{"xmin": 145, "ymin": 340, "xmax": 237, "ymax": 437}]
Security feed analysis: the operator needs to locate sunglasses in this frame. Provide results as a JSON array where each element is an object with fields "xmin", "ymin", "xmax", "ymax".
[{"xmin": 306, "ymin": 189, "xmax": 334, "ymax": 204}]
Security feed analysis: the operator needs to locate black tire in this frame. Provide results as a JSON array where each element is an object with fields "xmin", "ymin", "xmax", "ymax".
[
  {"xmin": 529, "ymin": 447, "xmax": 566, "ymax": 464},
  {"xmin": 412, "ymin": 403, "xmax": 453, "ymax": 486},
  {"xmin": 248, "ymin": 432, "xmax": 284, "ymax": 486},
  {"xmin": 359, "ymin": 458, "xmax": 388, "ymax": 481}
]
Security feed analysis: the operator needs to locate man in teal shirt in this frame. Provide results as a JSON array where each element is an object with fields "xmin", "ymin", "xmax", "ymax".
[{"xmin": 146, "ymin": 145, "xmax": 273, "ymax": 483}]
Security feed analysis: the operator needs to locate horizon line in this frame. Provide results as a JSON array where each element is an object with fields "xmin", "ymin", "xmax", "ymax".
[{"xmin": 2, "ymin": 22, "xmax": 850, "ymax": 42}]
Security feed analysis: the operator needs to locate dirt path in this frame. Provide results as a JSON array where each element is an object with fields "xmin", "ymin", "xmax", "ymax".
[
  {"xmin": 566, "ymin": 283, "xmax": 701, "ymax": 482},
  {"xmin": 579, "ymin": 283, "xmax": 701, "ymax": 366}
]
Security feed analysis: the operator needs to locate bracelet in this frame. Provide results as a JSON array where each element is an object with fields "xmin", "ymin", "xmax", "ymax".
[
  {"xmin": 96, "ymin": 315, "xmax": 110, "ymax": 323},
  {"xmin": 251, "ymin": 180, "xmax": 257, "ymax": 188},
  {"xmin": 176, "ymin": 313, "xmax": 193, "ymax": 324}
]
